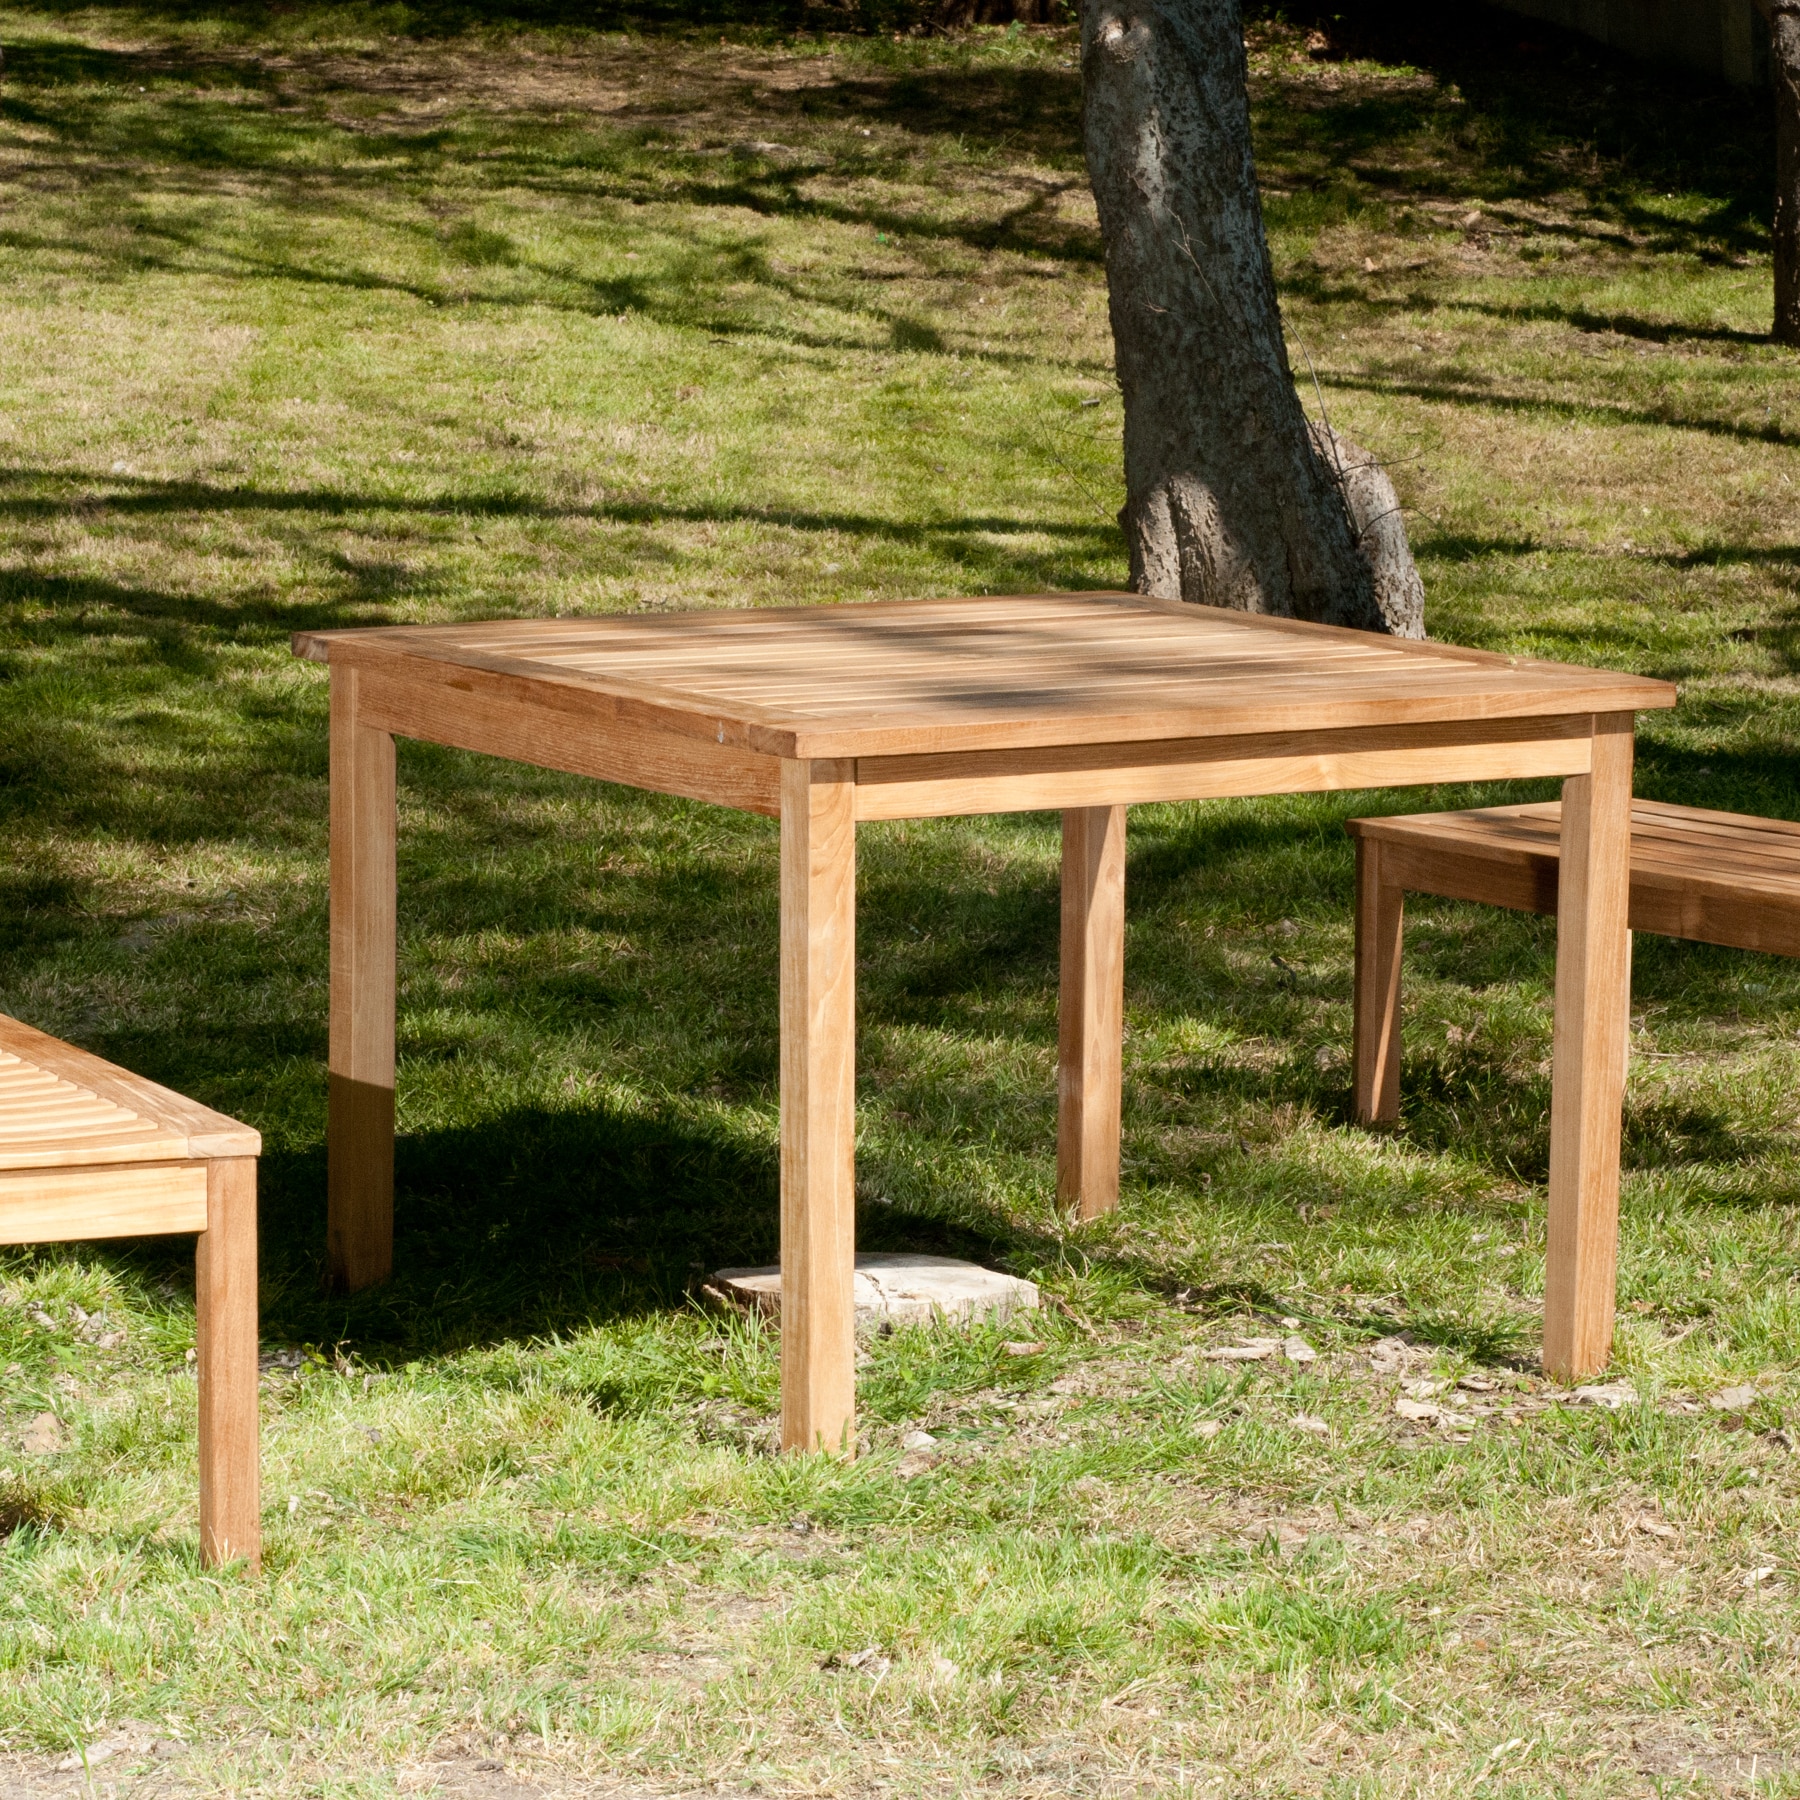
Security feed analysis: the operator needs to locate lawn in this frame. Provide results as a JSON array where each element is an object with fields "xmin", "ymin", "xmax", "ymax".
[{"xmin": 2, "ymin": 0, "xmax": 1799, "ymax": 1793}]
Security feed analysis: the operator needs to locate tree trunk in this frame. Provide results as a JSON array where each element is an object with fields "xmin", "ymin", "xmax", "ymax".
[
  {"xmin": 1081, "ymin": 0, "xmax": 1424, "ymax": 637},
  {"xmin": 1775, "ymin": 2, "xmax": 1800, "ymax": 347}
]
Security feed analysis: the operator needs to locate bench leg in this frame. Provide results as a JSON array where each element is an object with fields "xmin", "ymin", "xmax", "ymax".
[
  {"xmin": 329, "ymin": 666, "xmax": 397, "ymax": 1293},
  {"xmin": 197, "ymin": 1156, "xmax": 259, "ymax": 1571},
  {"xmin": 779, "ymin": 758, "xmax": 857, "ymax": 1455},
  {"xmin": 1352, "ymin": 837, "xmax": 1405, "ymax": 1126},
  {"xmin": 1544, "ymin": 715, "xmax": 1635, "ymax": 1383},
  {"xmin": 1058, "ymin": 804, "xmax": 1127, "ymax": 1221}
]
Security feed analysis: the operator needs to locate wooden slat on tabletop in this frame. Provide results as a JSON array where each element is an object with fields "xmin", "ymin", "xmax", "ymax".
[
  {"xmin": 0, "ymin": 1019, "xmax": 258, "ymax": 1161},
  {"xmin": 294, "ymin": 594, "xmax": 1676, "ymax": 761}
]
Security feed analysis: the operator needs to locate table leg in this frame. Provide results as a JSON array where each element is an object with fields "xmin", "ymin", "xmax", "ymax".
[
  {"xmin": 1057, "ymin": 804, "xmax": 1126, "ymax": 1221},
  {"xmin": 779, "ymin": 757, "xmax": 857, "ymax": 1454},
  {"xmin": 328, "ymin": 666, "xmax": 397, "ymax": 1293},
  {"xmin": 1543, "ymin": 713, "xmax": 1635, "ymax": 1383},
  {"xmin": 197, "ymin": 1156, "xmax": 259, "ymax": 1571},
  {"xmin": 1352, "ymin": 836, "xmax": 1405, "ymax": 1126}
]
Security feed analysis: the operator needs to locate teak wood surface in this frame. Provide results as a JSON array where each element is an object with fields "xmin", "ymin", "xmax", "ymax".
[
  {"xmin": 1349, "ymin": 799, "xmax": 1800, "ymax": 956},
  {"xmin": 1350, "ymin": 796, "xmax": 1800, "ymax": 1128},
  {"xmin": 295, "ymin": 592, "xmax": 1677, "ymax": 1430},
  {"xmin": 0, "ymin": 1013, "xmax": 261, "ymax": 1567}
]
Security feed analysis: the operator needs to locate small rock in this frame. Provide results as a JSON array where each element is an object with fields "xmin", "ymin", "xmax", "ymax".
[
  {"xmin": 1402, "ymin": 1377, "xmax": 1448, "ymax": 1400},
  {"xmin": 1570, "ymin": 1382, "xmax": 1638, "ymax": 1411},
  {"xmin": 26, "ymin": 1307, "xmax": 56, "ymax": 1332},
  {"xmin": 901, "ymin": 1430, "xmax": 937, "ymax": 1452},
  {"xmin": 1282, "ymin": 1335, "xmax": 1317, "ymax": 1365},
  {"xmin": 1204, "ymin": 1338, "xmax": 1283, "ymax": 1362},
  {"xmin": 1000, "ymin": 1341, "xmax": 1045, "ymax": 1357},
  {"xmin": 1194, "ymin": 1419, "xmax": 1223, "ymax": 1440},
  {"xmin": 91, "ymin": 1330, "xmax": 126, "ymax": 1351},
  {"xmin": 895, "ymin": 1452, "xmax": 937, "ymax": 1479},
  {"xmin": 20, "ymin": 1412, "xmax": 66, "ymax": 1455},
  {"xmin": 1289, "ymin": 1413, "xmax": 1329, "ymax": 1436},
  {"xmin": 1367, "ymin": 1336, "xmax": 1413, "ymax": 1376},
  {"xmin": 1744, "ymin": 1566, "xmax": 1779, "ymax": 1588},
  {"xmin": 53, "ymin": 1724, "xmax": 155, "ymax": 1772},
  {"xmin": 1394, "ymin": 1396, "xmax": 1441, "ymax": 1424},
  {"xmin": 710, "ymin": 1253, "xmax": 1038, "ymax": 1330},
  {"xmin": 836, "ymin": 1646, "xmax": 890, "ymax": 1678},
  {"xmin": 1710, "ymin": 1384, "xmax": 1760, "ymax": 1413},
  {"xmin": 1457, "ymin": 1372, "xmax": 1500, "ymax": 1393}
]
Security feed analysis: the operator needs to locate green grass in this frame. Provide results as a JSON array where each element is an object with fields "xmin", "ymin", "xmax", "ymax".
[{"xmin": 2, "ymin": 0, "xmax": 1800, "ymax": 1792}]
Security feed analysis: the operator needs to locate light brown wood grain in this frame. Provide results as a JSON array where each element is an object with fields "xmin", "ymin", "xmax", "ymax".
[
  {"xmin": 1351, "ymin": 839, "xmax": 1406, "ymax": 1128},
  {"xmin": 851, "ymin": 718, "xmax": 1594, "ymax": 820},
  {"xmin": 1057, "ymin": 806, "xmax": 1126, "ymax": 1220},
  {"xmin": 0, "ymin": 1016, "xmax": 259, "ymax": 1162},
  {"xmin": 1347, "ymin": 800, "xmax": 1800, "ymax": 953},
  {"xmin": 291, "ymin": 596, "xmax": 1676, "ymax": 1448},
  {"xmin": 197, "ymin": 1155, "xmax": 260, "ymax": 1571},
  {"xmin": 0, "ymin": 1161, "xmax": 209, "ymax": 1242},
  {"xmin": 357, "ymin": 662, "xmax": 781, "ymax": 816},
  {"xmin": 329, "ymin": 667, "xmax": 398, "ymax": 1293},
  {"xmin": 779, "ymin": 759, "xmax": 858, "ymax": 1456},
  {"xmin": 294, "ymin": 594, "xmax": 1676, "ymax": 762},
  {"xmin": 1543, "ymin": 715, "xmax": 1636, "ymax": 1383},
  {"xmin": 0, "ymin": 1018, "xmax": 261, "ymax": 1570}
]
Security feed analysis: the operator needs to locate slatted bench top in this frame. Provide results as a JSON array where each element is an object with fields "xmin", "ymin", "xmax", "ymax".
[
  {"xmin": 0, "ymin": 1013, "xmax": 260, "ymax": 1171},
  {"xmin": 1348, "ymin": 800, "xmax": 1800, "ymax": 956},
  {"xmin": 293, "ymin": 593, "xmax": 1675, "ymax": 760}
]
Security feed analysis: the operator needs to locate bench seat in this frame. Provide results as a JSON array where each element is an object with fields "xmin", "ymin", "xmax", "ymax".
[
  {"xmin": 1346, "ymin": 799, "xmax": 1800, "ymax": 1124},
  {"xmin": 0, "ymin": 1013, "xmax": 259, "ymax": 1568}
]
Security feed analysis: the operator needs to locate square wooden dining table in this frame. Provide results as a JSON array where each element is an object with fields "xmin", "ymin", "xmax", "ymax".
[{"xmin": 295, "ymin": 592, "xmax": 1676, "ymax": 1451}]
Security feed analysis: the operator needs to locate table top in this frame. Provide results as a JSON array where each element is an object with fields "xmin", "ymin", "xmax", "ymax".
[{"xmin": 295, "ymin": 593, "xmax": 1677, "ymax": 760}]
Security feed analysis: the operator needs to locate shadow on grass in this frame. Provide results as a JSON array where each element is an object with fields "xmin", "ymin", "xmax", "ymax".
[
  {"xmin": 1323, "ymin": 371, "xmax": 1800, "ymax": 453},
  {"xmin": 1, "ymin": 0, "xmax": 912, "ymax": 40},
  {"xmin": 0, "ymin": 467, "xmax": 1118, "ymax": 545},
  {"xmin": 8, "ymin": 685, "xmax": 1798, "ymax": 1373},
  {"xmin": 1253, "ymin": 0, "xmax": 1773, "ymax": 264}
]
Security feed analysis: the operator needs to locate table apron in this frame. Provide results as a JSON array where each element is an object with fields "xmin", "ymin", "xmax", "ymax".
[
  {"xmin": 356, "ymin": 668, "xmax": 783, "ymax": 816},
  {"xmin": 850, "ymin": 717, "xmax": 1598, "ymax": 820},
  {"xmin": 0, "ymin": 1161, "xmax": 210, "ymax": 1243}
]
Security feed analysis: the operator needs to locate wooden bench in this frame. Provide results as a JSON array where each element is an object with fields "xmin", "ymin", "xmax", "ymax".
[
  {"xmin": 0, "ymin": 1013, "xmax": 260, "ymax": 1568},
  {"xmin": 1348, "ymin": 799, "xmax": 1800, "ymax": 1125}
]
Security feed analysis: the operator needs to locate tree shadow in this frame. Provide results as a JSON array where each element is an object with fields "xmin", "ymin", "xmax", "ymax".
[
  {"xmin": 1323, "ymin": 371, "xmax": 1800, "ymax": 454},
  {"xmin": 1252, "ymin": 0, "xmax": 1773, "ymax": 265},
  {"xmin": 0, "ymin": 471, "xmax": 1123, "ymax": 616},
  {"xmin": 24, "ymin": 769, "xmax": 1800, "ymax": 1371}
]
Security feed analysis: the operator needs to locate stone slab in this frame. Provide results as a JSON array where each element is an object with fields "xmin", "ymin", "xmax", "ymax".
[{"xmin": 707, "ymin": 1252, "xmax": 1038, "ymax": 1330}]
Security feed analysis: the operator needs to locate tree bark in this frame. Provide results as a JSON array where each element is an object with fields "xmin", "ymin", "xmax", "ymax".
[
  {"xmin": 1081, "ymin": 0, "xmax": 1424, "ymax": 636},
  {"xmin": 1772, "ymin": 1, "xmax": 1800, "ymax": 347}
]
